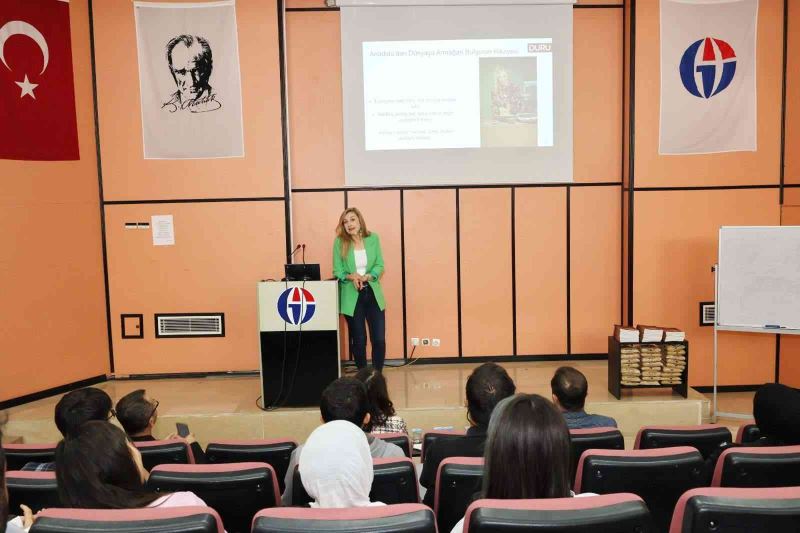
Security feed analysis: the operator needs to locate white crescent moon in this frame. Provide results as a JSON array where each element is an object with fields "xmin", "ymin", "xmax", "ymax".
[{"xmin": 0, "ymin": 21, "xmax": 49, "ymax": 75}]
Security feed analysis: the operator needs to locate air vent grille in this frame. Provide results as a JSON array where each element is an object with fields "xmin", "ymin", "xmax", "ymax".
[
  {"xmin": 699, "ymin": 302, "xmax": 716, "ymax": 326},
  {"xmin": 155, "ymin": 313, "xmax": 224, "ymax": 338}
]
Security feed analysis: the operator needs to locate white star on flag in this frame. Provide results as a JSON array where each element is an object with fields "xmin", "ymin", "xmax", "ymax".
[{"xmin": 15, "ymin": 74, "xmax": 38, "ymax": 99}]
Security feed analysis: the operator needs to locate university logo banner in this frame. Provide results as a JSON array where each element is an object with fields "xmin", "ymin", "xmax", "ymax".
[
  {"xmin": 659, "ymin": 0, "xmax": 758, "ymax": 155},
  {"xmin": 0, "ymin": 0, "xmax": 79, "ymax": 161},
  {"xmin": 134, "ymin": 0, "xmax": 244, "ymax": 159}
]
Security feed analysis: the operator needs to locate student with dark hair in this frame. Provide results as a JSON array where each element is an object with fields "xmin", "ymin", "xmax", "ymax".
[
  {"xmin": 450, "ymin": 394, "xmax": 592, "ymax": 532},
  {"xmin": 56, "ymin": 421, "xmax": 210, "ymax": 511},
  {"xmin": 355, "ymin": 366, "xmax": 407, "ymax": 434},
  {"xmin": 419, "ymin": 362, "xmax": 516, "ymax": 507},
  {"xmin": 22, "ymin": 387, "xmax": 114, "ymax": 472},
  {"xmin": 115, "ymin": 389, "xmax": 206, "ymax": 463},
  {"xmin": 550, "ymin": 366, "xmax": 617, "ymax": 429},
  {"xmin": 281, "ymin": 377, "xmax": 403, "ymax": 505}
]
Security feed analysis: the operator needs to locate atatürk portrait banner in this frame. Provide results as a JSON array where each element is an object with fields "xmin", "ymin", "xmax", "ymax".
[{"xmin": 134, "ymin": 0, "xmax": 244, "ymax": 159}]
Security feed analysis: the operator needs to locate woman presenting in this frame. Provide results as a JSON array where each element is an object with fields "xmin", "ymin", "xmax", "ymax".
[{"xmin": 333, "ymin": 208, "xmax": 386, "ymax": 371}]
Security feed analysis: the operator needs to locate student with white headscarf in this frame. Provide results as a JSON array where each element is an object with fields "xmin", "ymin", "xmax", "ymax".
[{"xmin": 299, "ymin": 420, "xmax": 385, "ymax": 508}]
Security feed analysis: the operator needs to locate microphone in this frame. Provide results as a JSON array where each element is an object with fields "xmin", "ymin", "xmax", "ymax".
[{"xmin": 287, "ymin": 244, "xmax": 301, "ymax": 262}]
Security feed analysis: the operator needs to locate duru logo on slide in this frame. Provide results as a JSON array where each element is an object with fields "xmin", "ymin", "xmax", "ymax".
[
  {"xmin": 679, "ymin": 37, "xmax": 737, "ymax": 99},
  {"xmin": 528, "ymin": 43, "xmax": 551, "ymax": 53},
  {"xmin": 277, "ymin": 287, "xmax": 316, "ymax": 325}
]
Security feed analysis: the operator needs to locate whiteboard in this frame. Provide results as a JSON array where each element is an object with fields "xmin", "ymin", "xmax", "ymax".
[{"xmin": 718, "ymin": 226, "xmax": 800, "ymax": 330}]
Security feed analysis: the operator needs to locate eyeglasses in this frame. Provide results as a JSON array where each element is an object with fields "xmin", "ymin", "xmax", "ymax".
[
  {"xmin": 149, "ymin": 400, "xmax": 160, "ymax": 419},
  {"xmin": 106, "ymin": 408, "xmax": 116, "ymax": 420}
]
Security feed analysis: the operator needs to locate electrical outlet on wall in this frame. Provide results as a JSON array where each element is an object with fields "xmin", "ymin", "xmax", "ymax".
[
  {"xmin": 422, "ymin": 338, "xmax": 430, "ymax": 346},
  {"xmin": 411, "ymin": 337, "xmax": 420, "ymax": 346},
  {"xmin": 432, "ymin": 338, "xmax": 440, "ymax": 347}
]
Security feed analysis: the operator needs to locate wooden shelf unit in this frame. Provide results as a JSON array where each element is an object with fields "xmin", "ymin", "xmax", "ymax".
[{"xmin": 607, "ymin": 336, "xmax": 689, "ymax": 400}]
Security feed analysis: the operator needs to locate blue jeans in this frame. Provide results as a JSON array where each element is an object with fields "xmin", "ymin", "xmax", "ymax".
[{"xmin": 345, "ymin": 285, "xmax": 386, "ymax": 370}]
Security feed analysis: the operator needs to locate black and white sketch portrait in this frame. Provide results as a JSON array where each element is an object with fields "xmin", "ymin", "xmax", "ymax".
[
  {"xmin": 135, "ymin": 0, "xmax": 244, "ymax": 159},
  {"xmin": 162, "ymin": 34, "xmax": 221, "ymax": 113}
]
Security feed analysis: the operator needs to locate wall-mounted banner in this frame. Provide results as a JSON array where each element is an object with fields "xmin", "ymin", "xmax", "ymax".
[
  {"xmin": 134, "ymin": 0, "xmax": 244, "ymax": 159},
  {"xmin": 659, "ymin": 0, "xmax": 757, "ymax": 155},
  {"xmin": 0, "ymin": 0, "xmax": 79, "ymax": 161}
]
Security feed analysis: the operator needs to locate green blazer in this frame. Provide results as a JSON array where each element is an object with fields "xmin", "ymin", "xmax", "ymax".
[{"xmin": 332, "ymin": 233, "xmax": 386, "ymax": 316}]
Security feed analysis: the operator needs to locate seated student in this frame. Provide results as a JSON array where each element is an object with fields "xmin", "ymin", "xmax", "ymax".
[
  {"xmin": 356, "ymin": 366, "xmax": 407, "ymax": 434},
  {"xmin": 300, "ymin": 420, "xmax": 386, "ymax": 508},
  {"xmin": 550, "ymin": 366, "xmax": 617, "ymax": 429},
  {"xmin": 22, "ymin": 387, "xmax": 115, "ymax": 471},
  {"xmin": 419, "ymin": 362, "xmax": 516, "ymax": 508},
  {"xmin": 281, "ymin": 377, "xmax": 404, "ymax": 506},
  {"xmin": 450, "ymin": 394, "xmax": 593, "ymax": 533},
  {"xmin": 1, "ymin": 422, "xmax": 33, "ymax": 533},
  {"xmin": 115, "ymin": 389, "xmax": 206, "ymax": 463},
  {"xmin": 56, "ymin": 421, "xmax": 210, "ymax": 510}
]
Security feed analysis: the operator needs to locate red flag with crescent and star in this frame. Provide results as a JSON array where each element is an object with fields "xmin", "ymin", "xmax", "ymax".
[{"xmin": 0, "ymin": 0, "xmax": 79, "ymax": 160}]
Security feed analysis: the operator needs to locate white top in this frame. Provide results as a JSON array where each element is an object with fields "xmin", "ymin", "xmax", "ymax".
[{"xmin": 354, "ymin": 249, "xmax": 368, "ymax": 276}]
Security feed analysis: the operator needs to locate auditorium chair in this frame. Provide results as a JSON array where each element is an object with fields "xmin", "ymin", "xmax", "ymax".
[
  {"xmin": 205, "ymin": 438, "xmax": 297, "ymax": 492},
  {"xmin": 291, "ymin": 457, "xmax": 419, "ymax": 507},
  {"xmin": 575, "ymin": 446, "xmax": 705, "ymax": 533},
  {"xmin": 29, "ymin": 507, "xmax": 224, "ymax": 533},
  {"xmin": 635, "ymin": 424, "xmax": 733, "ymax": 459},
  {"xmin": 371, "ymin": 431, "xmax": 412, "ymax": 458},
  {"xmin": 252, "ymin": 503, "xmax": 437, "ymax": 533},
  {"xmin": 435, "ymin": 456, "xmax": 484, "ymax": 533},
  {"xmin": 669, "ymin": 487, "xmax": 800, "ymax": 532},
  {"xmin": 3, "ymin": 443, "xmax": 57, "ymax": 470},
  {"xmin": 462, "ymin": 493, "xmax": 654, "ymax": 533},
  {"xmin": 135, "ymin": 438, "xmax": 194, "ymax": 470},
  {"xmin": 147, "ymin": 462, "xmax": 279, "ymax": 533},
  {"xmin": 569, "ymin": 427, "xmax": 624, "ymax": 484},
  {"xmin": 735, "ymin": 422, "xmax": 761, "ymax": 444},
  {"xmin": 6, "ymin": 471, "xmax": 61, "ymax": 514},
  {"xmin": 421, "ymin": 429, "xmax": 465, "ymax": 462},
  {"xmin": 711, "ymin": 445, "xmax": 800, "ymax": 488}
]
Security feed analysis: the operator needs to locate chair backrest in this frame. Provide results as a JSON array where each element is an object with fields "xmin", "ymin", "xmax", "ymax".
[
  {"xmin": 711, "ymin": 445, "xmax": 800, "ymax": 488},
  {"xmin": 669, "ymin": 487, "xmax": 800, "ymax": 533},
  {"xmin": 135, "ymin": 439, "xmax": 194, "ymax": 471},
  {"xmin": 3, "ymin": 443, "xmax": 57, "ymax": 471},
  {"xmin": 569, "ymin": 427, "xmax": 624, "ymax": 484},
  {"xmin": 148, "ymin": 462, "xmax": 278, "ymax": 533},
  {"xmin": 421, "ymin": 430, "xmax": 465, "ymax": 462},
  {"xmin": 6, "ymin": 471, "xmax": 61, "ymax": 514},
  {"xmin": 463, "ymin": 493, "xmax": 654, "ymax": 533},
  {"xmin": 575, "ymin": 446, "xmax": 705, "ymax": 533},
  {"xmin": 435, "ymin": 456, "xmax": 484, "ymax": 533},
  {"xmin": 635, "ymin": 425, "xmax": 732, "ymax": 459},
  {"xmin": 30, "ymin": 506, "xmax": 224, "ymax": 533},
  {"xmin": 735, "ymin": 423, "xmax": 761, "ymax": 444},
  {"xmin": 204, "ymin": 439, "xmax": 297, "ymax": 492},
  {"xmin": 371, "ymin": 432, "xmax": 412, "ymax": 458},
  {"xmin": 292, "ymin": 458, "xmax": 419, "ymax": 507},
  {"xmin": 252, "ymin": 503, "xmax": 437, "ymax": 533}
]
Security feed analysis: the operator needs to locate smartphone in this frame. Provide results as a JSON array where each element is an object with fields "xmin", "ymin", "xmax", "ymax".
[{"xmin": 176, "ymin": 422, "xmax": 190, "ymax": 438}]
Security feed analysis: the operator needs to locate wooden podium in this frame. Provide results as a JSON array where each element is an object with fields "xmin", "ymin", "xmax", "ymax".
[{"xmin": 257, "ymin": 281, "xmax": 340, "ymax": 408}]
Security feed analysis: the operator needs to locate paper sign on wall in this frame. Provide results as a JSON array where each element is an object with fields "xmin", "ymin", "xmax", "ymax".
[{"xmin": 151, "ymin": 215, "xmax": 175, "ymax": 246}]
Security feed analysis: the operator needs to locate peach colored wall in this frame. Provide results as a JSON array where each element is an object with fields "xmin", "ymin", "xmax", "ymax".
[
  {"xmin": 785, "ymin": 0, "xmax": 799, "ymax": 185},
  {"xmin": 0, "ymin": 0, "xmax": 109, "ymax": 401}
]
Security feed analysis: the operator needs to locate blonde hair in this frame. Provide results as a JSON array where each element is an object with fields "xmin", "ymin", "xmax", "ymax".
[{"xmin": 336, "ymin": 208, "xmax": 370, "ymax": 258}]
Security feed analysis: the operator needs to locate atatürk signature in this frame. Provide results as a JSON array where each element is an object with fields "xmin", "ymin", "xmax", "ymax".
[{"xmin": 161, "ymin": 92, "xmax": 222, "ymax": 113}]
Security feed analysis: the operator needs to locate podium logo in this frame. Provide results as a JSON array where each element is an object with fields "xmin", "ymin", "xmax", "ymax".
[{"xmin": 277, "ymin": 287, "xmax": 316, "ymax": 325}]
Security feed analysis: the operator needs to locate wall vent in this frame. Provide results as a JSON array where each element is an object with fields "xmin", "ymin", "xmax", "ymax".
[
  {"xmin": 699, "ymin": 302, "xmax": 715, "ymax": 326},
  {"xmin": 155, "ymin": 313, "xmax": 225, "ymax": 338}
]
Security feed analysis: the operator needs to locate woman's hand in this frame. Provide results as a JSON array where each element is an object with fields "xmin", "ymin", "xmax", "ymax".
[{"xmin": 21, "ymin": 504, "xmax": 35, "ymax": 529}]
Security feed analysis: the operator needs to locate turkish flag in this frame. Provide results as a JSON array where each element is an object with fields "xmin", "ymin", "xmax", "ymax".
[{"xmin": 0, "ymin": 0, "xmax": 79, "ymax": 160}]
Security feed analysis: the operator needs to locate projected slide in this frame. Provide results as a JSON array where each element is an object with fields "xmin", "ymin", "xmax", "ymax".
[{"xmin": 363, "ymin": 38, "xmax": 553, "ymax": 151}]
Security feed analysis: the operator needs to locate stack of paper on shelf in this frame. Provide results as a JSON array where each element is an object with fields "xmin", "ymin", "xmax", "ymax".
[
  {"xmin": 637, "ymin": 325, "xmax": 664, "ymax": 342},
  {"xmin": 614, "ymin": 325, "xmax": 640, "ymax": 342},
  {"xmin": 663, "ymin": 327, "xmax": 686, "ymax": 342},
  {"xmin": 662, "ymin": 344, "xmax": 687, "ymax": 385},
  {"xmin": 620, "ymin": 345, "xmax": 641, "ymax": 385}
]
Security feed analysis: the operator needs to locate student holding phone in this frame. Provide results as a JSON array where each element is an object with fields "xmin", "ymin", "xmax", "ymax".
[{"xmin": 115, "ymin": 390, "xmax": 207, "ymax": 463}]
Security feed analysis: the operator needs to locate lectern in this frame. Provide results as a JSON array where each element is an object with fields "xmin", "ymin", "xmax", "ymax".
[{"xmin": 258, "ymin": 281, "xmax": 340, "ymax": 408}]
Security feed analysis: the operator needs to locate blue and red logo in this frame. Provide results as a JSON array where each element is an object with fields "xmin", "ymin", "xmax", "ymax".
[
  {"xmin": 277, "ymin": 287, "xmax": 316, "ymax": 325},
  {"xmin": 679, "ymin": 37, "xmax": 737, "ymax": 99}
]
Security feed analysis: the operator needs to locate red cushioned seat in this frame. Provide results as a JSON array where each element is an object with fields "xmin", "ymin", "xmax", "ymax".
[
  {"xmin": 434, "ymin": 456, "xmax": 484, "ymax": 533},
  {"xmin": 669, "ymin": 486, "xmax": 800, "ymax": 533},
  {"xmin": 370, "ymin": 432, "xmax": 412, "ymax": 458},
  {"xmin": 205, "ymin": 439, "xmax": 297, "ymax": 492},
  {"xmin": 135, "ymin": 439, "xmax": 195, "ymax": 470},
  {"xmin": 734, "ymin": 422, "xmax": 761, "ymax": 444},
  {"xmin": 6, "ymin": 471, "xmax": 60, "ymax": 514},
  {"xmin": 421, "ymin": 429, "xmax": 465, "ymax": 462},
  {"xmin": 711, "ymin": 445, "xmax": 800, "ymax": 488},
  {"xmin": 569, "ymin": 427, "xmax": 624, "ymax": 486},
  {"xmin": 29, "ymin": 506, "xmax": 224, "ymax": 533},
  {"xmin": 635, "ymin": 425, "xmax": 732, "ymax": 459},
  {"xmin": 251, "ymin": 503, "xmax": 436, "ymax": 533},
  {"xmin": 3, "ymin": 443, "xmax": 57, "ymax": 470},
  {"xmin": 463, "ymin": 493, "xmax": 653, "ymax": 533},
  {"xmin": 148, "ymin": 462, "xmax": 279, "ymax": 533}
]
